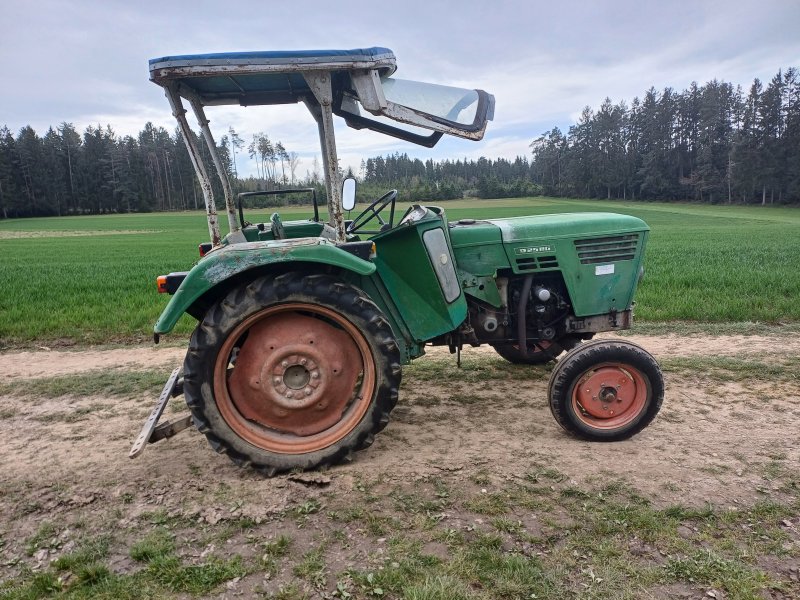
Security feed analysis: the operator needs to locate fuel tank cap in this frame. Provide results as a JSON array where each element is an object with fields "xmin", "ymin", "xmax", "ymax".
[{"xmin": 457, "ymin": 218, "xmax": 476, "ymax": 225}]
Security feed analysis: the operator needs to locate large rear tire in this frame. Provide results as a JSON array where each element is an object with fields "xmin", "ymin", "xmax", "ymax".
[
  {"xmin": 183, "ymin": 273, "xmax": 401, "ymax": 474},
  {"xmin": 548, "ymin": 339, "xmax": 663, "ymax": 441}
]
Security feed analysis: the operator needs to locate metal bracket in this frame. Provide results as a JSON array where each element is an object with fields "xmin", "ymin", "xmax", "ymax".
[
  {"xmin": 164, "ymin": 85, "xmax": 221, "ymax": 246},
  {"xmin": 303, "ymin": 71, "xmax": 346, "ymax": 243},
  {"xmin": 129, "ymin": 367, "xmax": 182, "ymax": 459},
  {"xmin": 150, "ymin": 415, "xmax": 193, "ymax": 443}
]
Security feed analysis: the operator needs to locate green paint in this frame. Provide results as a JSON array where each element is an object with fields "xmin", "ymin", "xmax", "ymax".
[
  {"xmin": 490, "ymin": 213, "xmax": 648, "ymax": 316},
  {"xmin": 370, "ymin": 207, "xmax": 467, "ymax": 343},
  {"xmin": 157, "ymin": 207, "xmax": 648, "ymax": 338},
  {"xmin": 154, "ymin": 238, "xmax": 375, "ymax": 334}
]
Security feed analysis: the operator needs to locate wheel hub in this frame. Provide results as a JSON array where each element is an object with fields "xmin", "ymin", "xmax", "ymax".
[
  {"xmin": 283, "ymin": 364, "xmax": 312, "ymax": 390},
  {"xmin": 226, "ymin": 311, "xmax": 362, "ymax": 436},
  {"xmin": 574, "ymin": 366, "xmax": 642, "ymax": 421},
  {"xmin": 262, "ymin": 352, "xmax": 323, "ymax": 410}
]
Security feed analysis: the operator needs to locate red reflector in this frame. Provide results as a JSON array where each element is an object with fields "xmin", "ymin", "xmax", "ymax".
[
  {"xmin": 199, "ymin": 243, "xmax": 212, "ymax": 257},
  {"xmin": 156, "ymin": 276, "xmax": 168, "ymax": 294}
]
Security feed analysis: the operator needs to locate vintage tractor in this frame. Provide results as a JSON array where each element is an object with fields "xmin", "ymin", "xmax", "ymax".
[{"xmin": 130, "ymin": 47, "xmax": 664, "ymax": 474}]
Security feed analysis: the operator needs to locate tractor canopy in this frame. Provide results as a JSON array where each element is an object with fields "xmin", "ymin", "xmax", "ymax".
[
  {"xmin": 149, "ymin": 47, "xmax": 494, "ymax": 145},
  {"xmin": 149, "ymin": 47, "xmax": 494, "ymax": 245}
]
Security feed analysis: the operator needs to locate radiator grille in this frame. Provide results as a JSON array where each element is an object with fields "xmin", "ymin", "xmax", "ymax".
[
  {"xmin": 574, "ymin": 234, "xmax": 639, "ymax": 264},
  {"xmin": 515, "ymin": 255, "xmax": 559, "ymax": 271}
]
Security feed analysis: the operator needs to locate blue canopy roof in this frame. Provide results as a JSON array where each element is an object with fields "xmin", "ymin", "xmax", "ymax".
[
  {"xmin": 150, "ymin": 47, "xmax": 394, "ymax": 68},
  {"xmin": 149, "ymin": 47, "xmax": 397, "ymax": 106}
]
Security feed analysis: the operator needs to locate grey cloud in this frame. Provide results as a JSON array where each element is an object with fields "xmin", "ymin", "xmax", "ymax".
[{"xmin": 1, "ymin": 0, "xmax": 797, "ymax": 172}]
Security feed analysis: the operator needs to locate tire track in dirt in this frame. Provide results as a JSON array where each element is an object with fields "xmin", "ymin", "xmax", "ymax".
[
  {"xmin": 2, "ymin": 333, "xmax": 800, "ymax": 379},
  {"xmin": 0, "ymin": 332, "xmax": 797, "ymax": 545}
]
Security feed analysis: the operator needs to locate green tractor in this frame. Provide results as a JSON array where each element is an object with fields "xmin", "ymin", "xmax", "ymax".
[{"xmin": 130, "ymin": 47, "xmax": 664, "ymax": 474}]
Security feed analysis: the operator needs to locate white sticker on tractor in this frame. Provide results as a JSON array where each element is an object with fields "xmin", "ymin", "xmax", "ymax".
[{"xmin": 595, "ymin": 264, "xmax": 615, "ymax": 276}]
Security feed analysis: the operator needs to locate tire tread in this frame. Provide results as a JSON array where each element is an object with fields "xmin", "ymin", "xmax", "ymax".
[{"xmin": 183, "ymin": 272, "xmax": 401, "ymax": 475}]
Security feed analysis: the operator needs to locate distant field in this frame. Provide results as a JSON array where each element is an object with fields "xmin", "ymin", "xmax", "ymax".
[{"xmin": 1, "ymin": 198, "xmax": 799, "ymax": 346}]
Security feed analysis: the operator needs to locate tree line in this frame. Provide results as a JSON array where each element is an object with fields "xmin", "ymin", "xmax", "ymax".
[
  {"xmin": 1, "ymin": 65, "xmax": 798, "ymax": 218},
  {"xmin": 0, "ymin": 124, "xmax": 304, "ymax": 219},
  {"xmin": 0, "ymin": 118, "xmax": 540, "ymax": 219},
  {"xmin": 530, "ymin": 68, "xmax": 800, "ymax": 204}
]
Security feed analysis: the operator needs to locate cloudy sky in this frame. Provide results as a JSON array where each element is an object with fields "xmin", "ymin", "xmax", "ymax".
[{"xmin": 2, "ymin": 0, "xmax": 798, "ymax": 176}]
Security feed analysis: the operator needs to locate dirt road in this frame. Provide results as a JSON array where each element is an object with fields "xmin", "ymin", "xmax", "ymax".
[
  {"xmin": 1, "ymin": 333, "xmax": 798, "ymax": 506},
  {"xmin": 0, "ymin": 333, "xmax": 798, "ymax": 596}
]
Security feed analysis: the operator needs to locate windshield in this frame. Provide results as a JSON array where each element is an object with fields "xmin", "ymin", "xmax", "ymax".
[{"xmin": 380, "ymin": 77, "xmax": 480, "ymax": 126}]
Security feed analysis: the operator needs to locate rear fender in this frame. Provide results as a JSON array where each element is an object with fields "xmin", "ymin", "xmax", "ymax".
[{"xmin": 154, "ymin": 238, "xmax": 375, "ymax": 335}]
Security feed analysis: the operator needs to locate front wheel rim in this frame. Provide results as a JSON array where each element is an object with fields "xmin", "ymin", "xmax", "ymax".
[
  {"xmin": 571, "ymin": 363, "xmax": 649, "ymax": 430},
  {"xmin": 213, "ymin": 303, "xmax": 376, "ymax": 454}
]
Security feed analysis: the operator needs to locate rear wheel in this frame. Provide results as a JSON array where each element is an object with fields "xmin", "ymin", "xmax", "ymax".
[
  {"xmin": 183, "ymin": 273, "xmax": 401, "ymax": 474},
  {"xmin": 492, "ymin": 334, "xmax": 586, "ymax": 365},
  {"xmin": 548, "ymin": 339, "xmax": 663, "ymax": 441}
]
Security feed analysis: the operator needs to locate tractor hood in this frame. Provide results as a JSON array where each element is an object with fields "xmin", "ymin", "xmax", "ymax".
[
  {"xmin": 449, "ymin": 212, "xmax": 648, "ymax": 252},
  {"xmin": 486, "ymin": 213, "xmax": 649, "ymax": 242},
  {"xmin": 449, "ymin": 212, "xmax": 651, "ymax": 314}
]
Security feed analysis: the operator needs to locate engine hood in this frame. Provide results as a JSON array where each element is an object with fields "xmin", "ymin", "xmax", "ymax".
[{"xmin": 486, "ymin": 212, "xmax": 649, "ymax": 242}]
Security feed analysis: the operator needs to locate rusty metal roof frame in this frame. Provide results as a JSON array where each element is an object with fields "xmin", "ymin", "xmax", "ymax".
[
  {"xmin": 151, "ymin": 49, "xmax": 399, "ymax": 245},
  {"xmin": 149, "ymin": 48, "xmax": 493, "ymax": 245}
]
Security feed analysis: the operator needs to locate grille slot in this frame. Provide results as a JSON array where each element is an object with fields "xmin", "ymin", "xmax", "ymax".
[
  {"xmin": 574, "ymin": 234, "xmax": 639, "ymax": 264},
  {"xmin": 515, "ymin": 255, "xmax": 560, "ymax": 271}
]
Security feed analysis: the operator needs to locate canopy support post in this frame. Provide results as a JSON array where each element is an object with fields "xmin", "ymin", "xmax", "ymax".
[
  {"xmin": 303, "ymin": 72, "xmax": 345, "ymax": 243},
  {"xmin": 164, "ymin": 84, "xmax": 221, "ymax": 246},
  {"xmin": 186, "ymin": 95, "xmax": 242, "ymax": 239}
]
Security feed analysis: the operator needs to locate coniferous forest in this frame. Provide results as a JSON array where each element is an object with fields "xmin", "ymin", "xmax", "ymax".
[{"xmin": 1, "ymin": 67, "xmax": 798, "ymax": 219}]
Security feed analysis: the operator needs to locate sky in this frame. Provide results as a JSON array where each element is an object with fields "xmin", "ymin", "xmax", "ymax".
[{"xmin": 2, "ymin": 0, "xmax": 799, "ymax": 177}]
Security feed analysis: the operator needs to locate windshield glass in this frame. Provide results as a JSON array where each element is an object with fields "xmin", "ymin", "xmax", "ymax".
[{"xmin": 380, "ymin": 77, "xmax": 480, "ymax": 125}]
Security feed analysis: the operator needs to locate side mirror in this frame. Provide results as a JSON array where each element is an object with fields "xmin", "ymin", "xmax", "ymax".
[{"xmin": 342, "ymin": 177, "xmax": 356, "ymax": 211}]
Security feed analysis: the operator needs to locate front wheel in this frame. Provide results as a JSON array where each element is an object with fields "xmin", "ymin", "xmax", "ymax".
[
  {"xmin": 548, "ymin": 339, "xmax": 663, "ymax": 441},
  {"xmin": 183, "ymin": 273, "xmax": 401, "ymax": 474}
]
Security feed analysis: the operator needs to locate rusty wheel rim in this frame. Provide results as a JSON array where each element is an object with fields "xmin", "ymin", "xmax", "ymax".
[
  {"xmin": 571, "ymin": 363, "xmax": 648, "ymax": 430},
  {"xmin": 213, "ymin": 303, "xmax": 375, "ymax": 454}
]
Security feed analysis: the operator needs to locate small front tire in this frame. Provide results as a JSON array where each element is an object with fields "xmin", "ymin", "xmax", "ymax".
[{"xmin": 548, "ymin": 339, "xmax": 663, "ymax": 441}]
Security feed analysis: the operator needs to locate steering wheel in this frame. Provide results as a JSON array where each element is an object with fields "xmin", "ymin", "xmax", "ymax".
[{"xmin": 346, "ymin": 190, "xmax": 398, "ymax": 235}]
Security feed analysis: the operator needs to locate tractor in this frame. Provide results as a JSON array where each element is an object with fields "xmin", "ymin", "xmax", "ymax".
[{"xmin": 130, "ymin": 47, "xmax": 664, "ymax": 474}]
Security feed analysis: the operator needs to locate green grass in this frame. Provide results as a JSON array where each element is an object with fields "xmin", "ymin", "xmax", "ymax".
[
  {"xmin": 2, "ymin": 477, "xmax": 797, "ymax": 599},
  {"xmin": 347, "ymin": 481, "xmax": 797, "ymax": 600},
  {"xmin": 1, "ymin": 529, "xmax": 246, "ymax": 600},
  {"xmin": 1, "ymin": 198, "xmax": 799, "ymax": 345},
  {"xmin": 0, "ymin": 369, "xmax": 167, "ymax": 399},
  {"xmin": 660, "ymin": 355, "xmax": 800, "ymax": 382}
]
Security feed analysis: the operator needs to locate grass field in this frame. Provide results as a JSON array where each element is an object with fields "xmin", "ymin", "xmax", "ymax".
[{"xmin": 1, "ymin": 198, "xmax": 799, "ymax": 346}]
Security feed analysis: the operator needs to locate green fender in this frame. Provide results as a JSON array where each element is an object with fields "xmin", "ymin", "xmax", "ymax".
[{"xmin": 154, "ymin": 238, "xmax": 376, "ymax": 335}]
